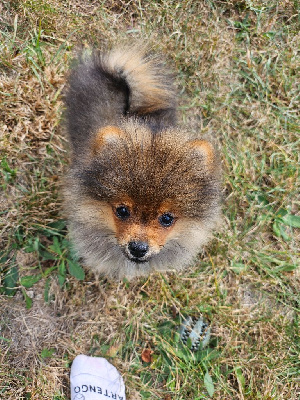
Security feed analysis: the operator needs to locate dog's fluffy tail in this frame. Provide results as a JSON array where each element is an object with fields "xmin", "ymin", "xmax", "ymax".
[
  {"xmin": 103, "ymin": 46, "xmax": 176, "ymax": 115},
  {"xmin": 65, "ymin": 44, "xmax": 177, "ymax": 151}
]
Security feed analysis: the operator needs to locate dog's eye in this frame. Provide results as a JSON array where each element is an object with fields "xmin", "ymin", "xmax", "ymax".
[
  {"xmin": 158, "ymin": 212, "xmax": 175, "ymax": 227},
  {"xmin": 115, "ymin": 205, "xmax": 130, "ymax": 220}
]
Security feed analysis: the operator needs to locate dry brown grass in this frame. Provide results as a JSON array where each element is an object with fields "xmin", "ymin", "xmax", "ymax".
[{"xmin": 1, "ymin": 1, "xmax": 299, "ymax": 399}]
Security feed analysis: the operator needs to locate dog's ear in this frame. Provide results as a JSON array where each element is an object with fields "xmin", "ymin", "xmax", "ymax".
[
  {"xmin": 188, "ymin": 139, "xmax": 216, "ymax": 169},
  {"xmin": 91, "ymin": 126, "xmax": 125, "ymax": 155}
]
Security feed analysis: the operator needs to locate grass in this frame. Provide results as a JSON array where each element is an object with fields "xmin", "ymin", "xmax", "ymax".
[{"xmin": 0, "ymin": 0, "xmax": 299, "ymax": 399}]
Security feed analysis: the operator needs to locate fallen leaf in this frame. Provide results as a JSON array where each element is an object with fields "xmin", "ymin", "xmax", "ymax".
[{"xmin": 141, "ymin": 348, "xmax": 153, "ymax": 363}]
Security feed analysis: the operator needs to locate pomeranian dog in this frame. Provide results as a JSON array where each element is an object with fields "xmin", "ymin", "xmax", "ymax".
[{"xmin": 63, "ymin": 44, "xmax": 221, "ymax": 279}]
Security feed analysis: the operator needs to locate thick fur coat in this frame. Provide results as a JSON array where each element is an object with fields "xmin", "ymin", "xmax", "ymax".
[{"xmin": 63, "ymin": 45, "xmax": 221, "ymax": 279}]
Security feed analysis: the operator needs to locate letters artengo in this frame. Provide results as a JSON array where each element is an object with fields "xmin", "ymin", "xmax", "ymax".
[{"xmin": 73, "ymin": 384, "xmax": 124, "ymax": 399}]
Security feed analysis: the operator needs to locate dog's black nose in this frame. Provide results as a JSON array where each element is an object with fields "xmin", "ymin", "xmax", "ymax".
[{"xmin": 128, "ymin": 241, "xmax": 149, "ymax": 258}]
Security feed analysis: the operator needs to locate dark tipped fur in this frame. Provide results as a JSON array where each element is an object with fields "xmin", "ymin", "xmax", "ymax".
[
  {"xmin": 79, "ymin": 130, "xmax": 219, "ymax": 220},
  {"xmin": 63, "ymin": 45, "xmax": 221, "ymax": 279},
  {"xmin": 65, "ymin": 46, "xmax": 177, "ymax": 155}
]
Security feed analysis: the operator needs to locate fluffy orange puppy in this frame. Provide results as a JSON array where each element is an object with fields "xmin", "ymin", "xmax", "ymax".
[{"xmin": 63, "ymin": 45, "xmax": 221, "ymax": 279}]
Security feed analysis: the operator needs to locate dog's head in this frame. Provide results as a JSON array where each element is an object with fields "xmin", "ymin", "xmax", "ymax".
[{"xmin": 65, "ymin": 123, "xmax": 221, "ymax": 277}]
